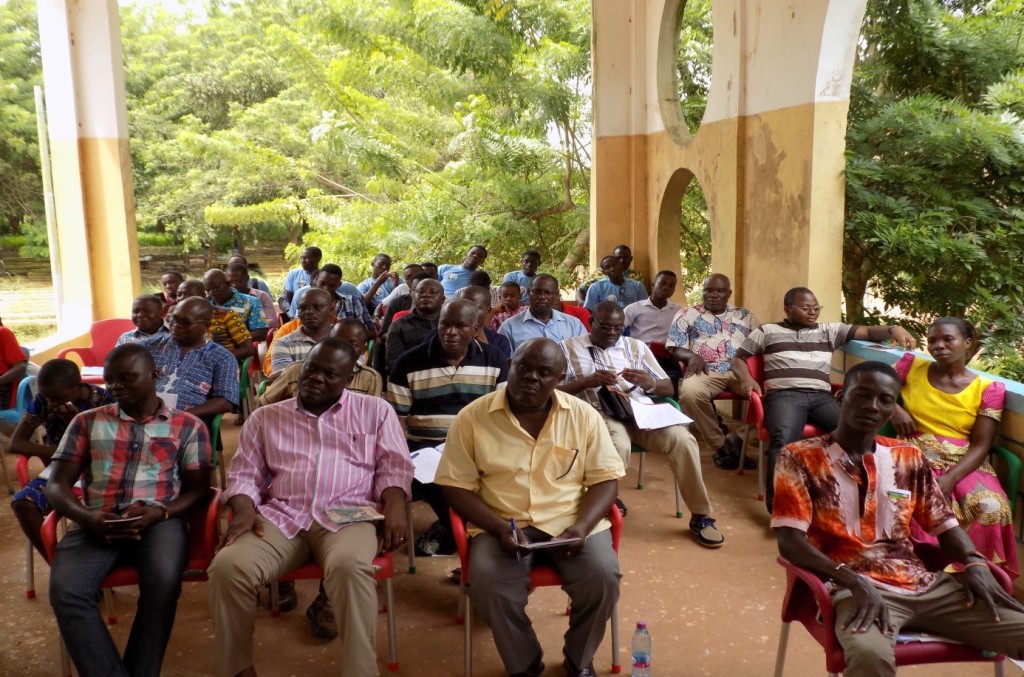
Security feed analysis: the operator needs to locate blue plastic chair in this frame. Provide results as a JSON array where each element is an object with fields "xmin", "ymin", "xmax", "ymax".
[{"xmin": 0, "ymin": 375, "xmax": 35, "ymax": 427}]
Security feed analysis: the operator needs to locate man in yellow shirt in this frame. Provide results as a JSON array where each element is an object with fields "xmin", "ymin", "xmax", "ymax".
[{"xmin": 436, "ymin": 338, "xmax": 624, "ymax": 677}]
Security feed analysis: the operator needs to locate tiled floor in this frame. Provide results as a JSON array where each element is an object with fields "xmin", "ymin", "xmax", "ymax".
[{"xmin": 2, "ymin": 420, "xmax": 1021, "ymax": 676}]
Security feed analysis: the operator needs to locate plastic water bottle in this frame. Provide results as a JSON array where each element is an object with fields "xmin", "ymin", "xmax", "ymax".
[{"xmin": 631, "ymin": 620, "xmax": 651, "ymax": 676}]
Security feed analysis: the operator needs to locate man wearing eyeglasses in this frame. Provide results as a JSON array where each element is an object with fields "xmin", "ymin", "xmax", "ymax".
[
  {"xmin": 732, "ymin": 286, "xmax": 917, "ymax": 513},
  {"xmin": 204, "ymin": 268, "xmax": 269, "ymax": 342},
  {"xmin": 497, "ymin": 274, "xmax": 587, "ymax": 351},
  {"xmin": 666, "ymin": 273, "xmax": 760, "ymax": 469},
  {"xmin": 139, "ymin": 297, "xmax": 239, "ymax": 427},
  {"xmin": 558, "ymin": 301, "xmax": 725, "ymax": 548}
]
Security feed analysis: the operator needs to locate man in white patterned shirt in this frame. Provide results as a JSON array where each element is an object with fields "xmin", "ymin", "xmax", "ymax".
[
  {"xmin": 558, "ymin": 301, "xmax": 724, "ymax": 548},
  {"xmin": 207, "ymin": 338, "xmax": 413, "ymax": 677}
]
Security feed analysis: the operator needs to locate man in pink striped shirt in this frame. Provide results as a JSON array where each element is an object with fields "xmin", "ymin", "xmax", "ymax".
[{"xmin": 207, "ymin": 338, "xmax": 413, "ymax": 677}]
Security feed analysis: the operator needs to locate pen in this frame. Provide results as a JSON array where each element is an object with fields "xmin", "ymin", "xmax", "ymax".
[{"xmin": 510, "ymin": 518, "xmax": 522, "ymax": 561}]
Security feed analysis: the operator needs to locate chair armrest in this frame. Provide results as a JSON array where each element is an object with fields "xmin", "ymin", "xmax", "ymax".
[
  {"xmin": 56, "ymin": 347, "xmax": 98, "ymax": 366},
  {"xmin": 15, "ymin": 454, "xmax": 30, "ymax": 486},
  {"xmin": 41, "ymin": 510, "xmax": 60, "ymax": 565},
  {"xmin": 746, "ymin": 391, "xmax": 765, "ymax": 427},
  {"xmin": 990, "ymin": 446, "xmax": 1021, "ymax": 509},
  {"xmin": 777, "ymin": 556, "xmax": 836, "ymax": 631},
  {"xmin": 449, "ymin": 508, "xmax": 470, "ymax": 583},
  {"xmin": 650, "ymin": 396, "xmax": 681, "ymax": 411}
]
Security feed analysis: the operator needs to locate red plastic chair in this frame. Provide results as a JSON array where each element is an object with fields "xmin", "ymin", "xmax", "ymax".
[
  {"xmin": 41, "ymin": 487, "xmax": 221, "ymax": 676},
  {"xmin": 57, "ymin": 319, "xmax": 136, "ymax": 370},
  {"xmin": 267, "ymin": 552, "xmax": 400, "ymax": 672},
  {"xmin": 741, "ymin": 355, "xmax": 841, "ymax": 500},
  {"xmin": 451, "ymin": 505, "xmax": 624, "ymax": 676},
  {"xmin": 774, "ymin": 554, "xmax": 1010, "ymax": 676}
]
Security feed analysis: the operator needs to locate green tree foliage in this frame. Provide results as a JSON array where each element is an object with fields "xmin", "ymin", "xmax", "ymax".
[
  {"xmin": 118, "ymin": 0, "xmax": 592, "ymax": 284},
  {"xmin": 0, "ymin": 0, "xmax": 42, "ymax": 233},
  {"xmin": 844, "ymin": 0, "xmax": 1024, "ymax": 374}
]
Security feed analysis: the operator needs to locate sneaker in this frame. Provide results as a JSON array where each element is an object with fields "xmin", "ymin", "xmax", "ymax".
[
  {"xmin": 689, "ymin": 516, "xmax": 725, "ymax": 548},
  {"xmin": 305, "ymin": 591, "xmax": 338, "ymax": 639},
  {"xmin": 614, "ymin": 497, "xmax": 628, "ymax": 518}
]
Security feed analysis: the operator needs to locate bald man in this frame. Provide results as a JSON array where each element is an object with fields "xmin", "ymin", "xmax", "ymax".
[
  {"xmin": 437, "ymin": 338, "xmax": 624, "ymax": 677},
  {"xmin": 204, "ymin": 268, "xmax": 268, "ymax": 342},
  {"xmin": 666, "ymin": 273, "xmax": 760, "ymax": 468}
]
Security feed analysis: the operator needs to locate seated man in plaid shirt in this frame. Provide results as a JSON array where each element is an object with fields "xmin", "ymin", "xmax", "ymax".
[{"xmin": 46, "ymin": 344, "xmax": 212, "ymax": 677}]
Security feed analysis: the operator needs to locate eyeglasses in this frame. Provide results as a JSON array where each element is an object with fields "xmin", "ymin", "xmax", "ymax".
[
  {"xmin": 593, "ymin": 319, "xmax": 624, "ymax": 333},
  {"xmin": 168, "ymin": 316, "xmax": 206, "ymax": 327},
  {"xmin": 789, "ymin": 305, "xmax": 823, "ymax": 313}
]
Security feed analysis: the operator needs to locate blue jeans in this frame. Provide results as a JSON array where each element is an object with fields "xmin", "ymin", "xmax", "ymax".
[
  {"xmin": 49, "ymin": 519, "xmax": 188, "ymax": 677},
  {"xmin": 764, "ymin": 389, "xmax": 839, "ymax": 512}
]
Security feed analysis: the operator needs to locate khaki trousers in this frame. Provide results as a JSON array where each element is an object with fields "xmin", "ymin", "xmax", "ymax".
[
  {"xmin": 207, "ymin": 520, "xmax": 380, "ymax": 677},
  {"xmin": 833, "ymin": 573, "xmax": 1024, "ymax": 677},
  {"xmin": 676, "ymin": 371, "xmax": 743, "ymax": 450},
  {"xmin": 602, "ymin": 415, "xmax": 714, "ymax": 516}
]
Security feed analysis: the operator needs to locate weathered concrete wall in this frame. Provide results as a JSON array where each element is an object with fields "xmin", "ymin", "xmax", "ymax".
[{"xmin": 591, "ymin": 0, "xmax": 866, "ymax": 323}]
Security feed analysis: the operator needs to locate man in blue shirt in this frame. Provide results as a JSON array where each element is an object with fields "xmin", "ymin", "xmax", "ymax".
[
  {"xmin": 438, "ymin": 245, "xmax": 487, "ymax": 298},
  {"xmin": 356, "ymin": 253, "xmax": 397, "ymax": 311},
  {"xmin": 140, "ymin": 298, "xmax": 239, "ymax": 421},
  {"xmin": 583, "ymin": 255, "xmax": 647, "ymax": 312},
  {"xmin": 502, "ymin": 249, "xmax": 541, "ymax": 305},
  {"xmin": 498, "ymin": 274, "xmax": 587, "ymax": 350},
  {"xmin": 293, "ymin": 263, "xmax": 376, "ymax": 338},
  {"xmin": 204, "ymin": 268, "xmax": 269, "ymax": 342},
  {"xmin": 280, "ymin": 246, "xmax": 322, "ymax": 319}
]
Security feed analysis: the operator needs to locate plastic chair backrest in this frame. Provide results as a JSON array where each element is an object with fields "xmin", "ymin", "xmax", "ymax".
[
  {"xmin": 88, "ymin": 319, "xmax": 137, "ymax": 364},
  {"xmin": 15, "ymin": 375, "xmax": 36, "ymax": 412}
]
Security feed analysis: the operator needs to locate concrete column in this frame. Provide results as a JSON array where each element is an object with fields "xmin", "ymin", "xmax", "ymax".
[
  {"xmin": 591, "ymin": 0, "xmax": 866, "ymax": 322},
  {"xmin": 37, "ymin": 0, "xmax": 139, "ymax": 332}
]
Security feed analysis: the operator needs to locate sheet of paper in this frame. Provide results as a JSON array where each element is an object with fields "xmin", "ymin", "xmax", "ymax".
[
  {"xmin": 80, "ymin": 366, "xmax": 105, "ymax": 377},
  {"xmin": 519, "ymin": 536, "xmax": 583, "ymax": 551},
  {"xmin": 410, "ymin": 445, "xmax": 444, "ymax": 484},
  {"xmin": 629, "ymin": 402, "xmax": 693, "ymax": 430}
]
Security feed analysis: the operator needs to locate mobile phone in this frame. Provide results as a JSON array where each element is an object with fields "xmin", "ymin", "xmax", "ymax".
[{"xmin": 106, "ymin": 515, "xmax": 144, "ymax": 525}]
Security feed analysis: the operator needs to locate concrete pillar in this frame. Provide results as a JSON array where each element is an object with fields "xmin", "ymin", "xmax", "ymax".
[
  {"xmin": 591, "ymin": 0, "xmax": 866, "ymax": 322},
  {"xmin": 36, "ymin": 0, "xmax": 140, "ymax": 332}
]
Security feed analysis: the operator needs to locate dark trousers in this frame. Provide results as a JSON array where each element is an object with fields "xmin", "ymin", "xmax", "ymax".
[
  {"xmin": 49, "ymin": 519, "xmax": 188, "ymax": 677},
  {"xmin": 764, "ymin": 389, "xmax": 839, "ymax": 511}
]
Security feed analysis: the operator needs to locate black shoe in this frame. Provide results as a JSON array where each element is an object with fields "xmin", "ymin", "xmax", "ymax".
[
  {"xmin": 414, "ymin": 521, "xmax": 456, "ymax": 557},
  {"xmin": 614, "ymin": 497, "xmax": 628, "ymax": 517},
  {"xmin": 510, "ymin": 653, "xmax": 544, "ymax": 677},
  {"xmin": 305, "ymin": 591, "xmax": 338, "ymax": 639},
  {"xmin": 266, "ymin": 580, "xmax": 297, "ymax": 612},
  {"xmin": 563, "ymin": 658, "xmax": 596, "ymax": 677}
]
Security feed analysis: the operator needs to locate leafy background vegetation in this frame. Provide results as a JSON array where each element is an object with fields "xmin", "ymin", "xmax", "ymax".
[{"xmin": 0, "ymin": 0, "xmax": 1023, "ymax": 375}]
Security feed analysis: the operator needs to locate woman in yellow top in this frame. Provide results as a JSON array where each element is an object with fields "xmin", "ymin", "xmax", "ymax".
[{"xmin": 890, "ymin": 317, "xmax": 1018, "ymax": 577}]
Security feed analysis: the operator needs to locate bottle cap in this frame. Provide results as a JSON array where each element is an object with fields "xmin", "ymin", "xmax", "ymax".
[{"xmin": 636, "ymin": 620, "xmax": 647, "ymax": 629}]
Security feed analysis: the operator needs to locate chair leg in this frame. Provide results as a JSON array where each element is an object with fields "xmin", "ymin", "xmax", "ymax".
[
  {"xmin": 270, "ymin": 581, "xmax": 280, "ymax": 618},
  {"xmin": 757, "ymin": 440, "xmax": 767, "ymax": 501},
  {"xmin": 103, "ymin": 589, "xmax": 117, "ymax": 625},
  {"xmin": 610, "ymin": 603, "xmax": 621, "ymax": 674},
  {"xmin": 674, "ymin": 483, "xmax": 683, "ymax": 519},
  {"xmin": 59, "ymin": 634, "xmax": 72, "ymax": 677},
  {"xmin": 0, "ymin": 450, "xmax": 13, "ymax": 495},
  {"xmin": 637, "ymin": 451, "xmax": 646, "ymax": 489},
  {"xmin": 26, "ymin": 540, "xmax": 35, "ymax": 598},
  {"xmin": 773, "ymin": 622, "xmax": 790, "ymax": 677},
  {"xmin": 385, "ymin": 578, "xmax": 398, "ymax": 672},
  {"xmin": 406, "ymin": 503, "xmax": 416, "ymax": 574},
  {"xmin": 456, "ymin": 586, "xmax": 466, "ymax": 624},
  {"xmin": 736, "ymin": 421, "xmax": 756, "ymax": 477},
  {"xmin": 464, "ymin": 596, "xmax": 473, "ymax": 677},
  {"xmin": 994, "ymin": 659, "xmax": 1006, "ymax": 677}
]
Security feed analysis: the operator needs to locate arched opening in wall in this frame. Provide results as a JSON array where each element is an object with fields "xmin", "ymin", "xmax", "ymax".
[
  {"xmin": 657, "ymin": 0, "xmax": 713, "ymax": 146},
  {"xmin": 658, "ymin": 167, "xmax": 710, "ymax": 301}
]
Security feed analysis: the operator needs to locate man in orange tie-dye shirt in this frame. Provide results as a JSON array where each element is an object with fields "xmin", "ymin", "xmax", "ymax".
[{"xmin": 773, "ymin": 361, "xmax": 1024, "ymax": 677}]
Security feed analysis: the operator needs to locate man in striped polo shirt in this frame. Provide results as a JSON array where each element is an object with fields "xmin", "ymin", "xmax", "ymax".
[
  {"xmin": 732, "ymin": 287, "xmax": 917, "ymax": 512},
  {"xmin": 387, "ymin": 299, "xmax": 508, "ymax": 555}
]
